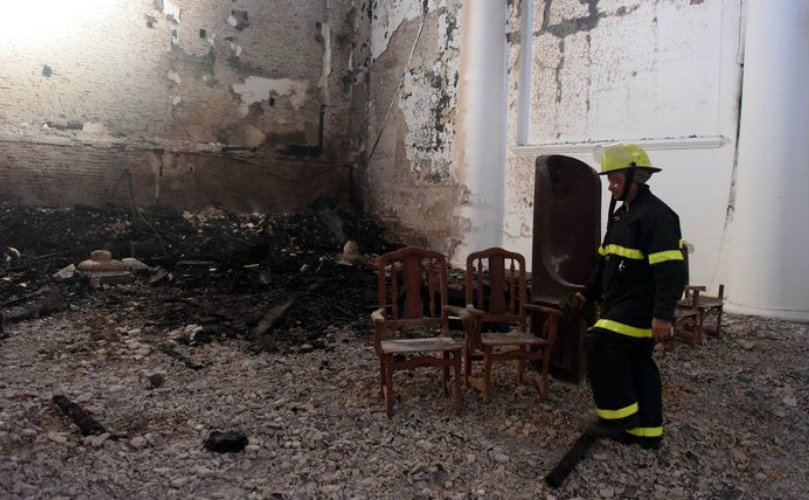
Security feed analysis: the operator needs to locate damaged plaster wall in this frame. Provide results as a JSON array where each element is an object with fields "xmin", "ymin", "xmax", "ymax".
[
  {"xmin": 365, "ymin": 0, "xmax": 464, "ymax": 254},
  {"xmin": 0, "ymin": 0, "xmax": 370, "ymax": 212},
  {"xmin": 504, "ymin": 0, "xmax": 744, "ymax": 288}
]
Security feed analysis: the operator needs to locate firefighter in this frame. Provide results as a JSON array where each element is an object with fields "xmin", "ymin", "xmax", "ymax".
[{"xmin": 575, "ymin": 143, "xmax": 687, "ymax": 449}]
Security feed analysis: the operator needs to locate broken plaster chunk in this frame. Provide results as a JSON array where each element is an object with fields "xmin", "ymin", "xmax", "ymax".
[
  {"xmin": 171, "ymin": 96, "xmax": 182, "ymax": 106},
  {"xmin": 167, "ymin": 71, "xmax": 181, "ymax": 85},
  {"xmin": 162, "ymin": 0, "xmax": 180, "ymax": 23},
  {"xmin": 121, "ymin": 258, "xmax": 152, "ymax": 272},
  {"xmin": 90, "ymin": 249, "xmax": 112, "ymax": 261},
  {"xmin": 5, "ymin": 247, "xmax": 20, "ymax": 262},
  {"xmin": 337, "ymin": 240, "xmax": 365, "ymax": 265},
  {"xmin": 77, "ymin": 251, "xmax": 129, "ymax": 274},
  {"xmin": 80, "ymin": 121, "xmax": 108, "ymax": 136},
  {"xmin": 129, "ymin": 436, "xmax": 149, "ymax": 450},
  {"xmin": 227, "ymin": 10, "xmax": 249, "ymax": 30},
  {"xmin": 83, "ymin": 433, "xmax": 111, "ymax": 448}
]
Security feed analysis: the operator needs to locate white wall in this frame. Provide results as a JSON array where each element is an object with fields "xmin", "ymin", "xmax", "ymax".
[
  {"xmin": 722, "ymin": 0, "xmax": 809, "ymax": 321},
  {"xmin": 504, "ymin": 0, "xmax": 744, "ymax": 295}
]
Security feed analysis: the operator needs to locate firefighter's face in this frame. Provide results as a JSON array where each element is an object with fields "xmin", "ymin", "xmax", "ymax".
[{"xmin": 607, "ymin": 172, "xmax": 626, "ymax": 199}]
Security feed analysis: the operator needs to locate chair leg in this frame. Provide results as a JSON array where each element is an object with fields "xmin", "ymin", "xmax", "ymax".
[
  {"xmin": 442, "ymin": 351, "xmax": 450, "ymax": 396},
  {"xmin": 464, "ymin": 347, "xmax": 472, "ymax": 387},
  {"xmin": 452, "ymin": 350, "xmax": 463, "ymax": 415},
  {"xmin": 698, "ymin": 309, "xmax": 707, "ymax": 340},
  {"xmin": 539, "ymin": 348, "xmax": 551, "ymax": 399},
  {"xmin": 384, "ymin": 354, "xmax": 394, "ymax": 417},
  {"xmin": 516, "ymin": 346, "xmax": 526, "ymax": 385},
  {"xmin": 483, "ymin": 347, "xmax": 493, "ymax": 404},
  {"xmin": 688, "ymin": 319, "xmax": 698, "ymax": 347},
  {"xmin": 379, "ymin": 358, "xmax": 386, "ymax": 398},
  {"xmin": 716, "ymin": 306, "xmax": 724, "ymax": 337}
]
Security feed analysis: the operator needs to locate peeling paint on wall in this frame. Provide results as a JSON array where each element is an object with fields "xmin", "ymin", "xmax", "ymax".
[
  {"xmin": 167, "ymin": 71, "xmax": 182, "ymax": 86},
  {"xmin": 371, "ymin": 0, "xmax": 423, "ymax": 60},
  {"xmin": 366, "ymin": 0, "xmax": 464, "ymax": 253},
  {"xmin": 0, "ymin": 0, "xmax": 364, "ymax": 212},
  {"xmin": 319, "ymin": 22, "xmax": 332, "ymax": 95},
  {"xmin": 227, "ymin": 10, "xmax": 250, "ymax": 31},
  {"xmin": 502, "ymin": 0, "xmax": 743, "ymax": 286},
  {"xmin": 397, "ymin": 4, "xmax": 461, "ymax": 184},
  {"xmin": 155, "ymin": 0, "xmax": 181, "ymax": 24},
  {"xmin": 529, "ymin": 0, "xmax": 720, "ymax": 143},
  {"xmin": 232, "ymin": 76, "xmax": 310, "ymax": 111}
]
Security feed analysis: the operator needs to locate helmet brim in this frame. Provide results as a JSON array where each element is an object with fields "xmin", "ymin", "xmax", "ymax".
[{"xmin": 598, "ymin": 166, "xmax": 662, "ymax": 175}]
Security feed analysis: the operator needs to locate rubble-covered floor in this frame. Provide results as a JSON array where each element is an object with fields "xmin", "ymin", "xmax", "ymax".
[
  {"xmin": 0, "ymin": 204, "xmax": 395, "ymax": 353},
  {"xmin": 1, "ymin": 206, "xmax": 808, "ymax": 500}
]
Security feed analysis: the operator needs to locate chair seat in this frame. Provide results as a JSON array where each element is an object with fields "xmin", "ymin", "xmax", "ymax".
[
  {"xmin": 380, "ymin": 337, "xmax": 463, "ymax": 354},
  {"xmin": 678, "ymin": 297, "xmax": 724, "ymax": 309},
  {"xmin": 674, "ymin": 308, "xmax": 699, "ymax": 319},
  {"xmin": 480, "ymin": 331, "xmax": 548, "ymax": 347},
  {"xmin": 696, "ymin": 297, "xmax": 723, "ymax": 308}
]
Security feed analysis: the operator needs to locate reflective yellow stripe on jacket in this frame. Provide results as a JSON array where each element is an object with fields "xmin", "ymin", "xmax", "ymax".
[
  {"xmin": 598, "ymin": 244, "xmax": 644, "ymax": 260},
  {"xmin": 648, "ymin": 249, "xmax": 684, "ymax": 265},
  {"xmin": 593, "ymin": 319, "xmax": 653, "ymax": 338},
  {"xmin": 649, "ymin": 239, "xmax": 686, "ymax": 265}
]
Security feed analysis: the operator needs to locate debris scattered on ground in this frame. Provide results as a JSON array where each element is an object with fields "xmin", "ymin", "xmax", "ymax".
[
  {"xmin": 0, "ymin": 203, "xmax": 396, "ymax": 353},
  {"xmin": 51, "ymin": 395, "xmax": 109, "ymax": 437},
  {"xmin": 204, "ymin": 431, "xmax": 249, "ymax": 454},
  {"xmin": 0, "ymin": 204, "xmax": 807, "ymax": 499}
]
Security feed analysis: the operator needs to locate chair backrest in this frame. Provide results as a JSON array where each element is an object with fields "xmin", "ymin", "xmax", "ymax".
[
  {"xmin": 377, "ymin": 246, "xmax": 448, "ymax": 329},
  {"xmin": 465, "ymin": 247, "xmax": 527, "ymax": 331}
]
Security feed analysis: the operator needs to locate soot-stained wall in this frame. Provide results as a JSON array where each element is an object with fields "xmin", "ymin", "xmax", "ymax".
[
  {"xmin": 503, "ymin": 0, "xmax": 742, "ymax": 289},
  {"xmin": 364, "ymin": 0, "xmax": 464, "ymax": 253},
  {"xmin": 0, "ymin": 0, "xmax": 370, "ymax": 212}
]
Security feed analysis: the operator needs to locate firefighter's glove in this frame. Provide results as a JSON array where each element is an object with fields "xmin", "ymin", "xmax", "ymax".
[
  {"xmin": 559, "ymin": 292, "xmax": 599, "ymax": 327},
  {"xmin": 559, "ymin": 292, "xmax": 583, "ymax": 316}
]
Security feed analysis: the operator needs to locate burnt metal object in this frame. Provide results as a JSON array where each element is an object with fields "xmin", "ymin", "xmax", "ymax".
[
  {"xmin": 204, "ymin": 430, "xmax": 248, "ymax": 453},
  {"xmin": 545, "ymin": 430, "xmax": 598, "ymax": 488},
  {"xmin": 52, "ymin": 395, "xmax": 108, "ymax": 436},
  {"xmin": 531, "ymin": 155, "xmax": 601, "ymax": 383},
  {"xmin": 252, "ymin": 297, "xmax": 298, "ymax": 336}
]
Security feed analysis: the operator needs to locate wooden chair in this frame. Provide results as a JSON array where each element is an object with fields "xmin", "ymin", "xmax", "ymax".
[
  {"xmin": 679, "ymin": 284, "xmax": 725, "ymax": 338},
  {"xmin": 676, "ymin": 244, "xmax": 726, "ymax": 340},
  {"xmin": 670, "ymin": 307, "xmax": 701, "ymax": 348},
  {"xmin": 370, "ymin": 247, "xmax": 473, "ymax": 417},
  {"xmin": 463, "ymin": 248, "xmax": 562, "ymax": 402}
]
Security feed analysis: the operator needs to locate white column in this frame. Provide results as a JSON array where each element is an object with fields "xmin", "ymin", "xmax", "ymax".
[
  {"xmin": 724, "ymin": 0, "xmax": 809, "ymax": 320},
  {"xmin": 453, "ymin": 0, "xmax": 507, "ymax": 261}
]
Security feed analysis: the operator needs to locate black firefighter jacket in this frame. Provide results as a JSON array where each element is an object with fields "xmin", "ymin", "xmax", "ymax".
[{"xmin": 582, "ymin": 184, "xmax": 688, "ymax": 339}]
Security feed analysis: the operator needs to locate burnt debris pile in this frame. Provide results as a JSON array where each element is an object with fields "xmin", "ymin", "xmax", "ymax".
[{"xmin": 0, "ymin": 204, "xmax": 398, "ymax": 351}]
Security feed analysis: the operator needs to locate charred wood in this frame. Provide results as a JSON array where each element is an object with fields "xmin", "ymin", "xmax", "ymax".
[
  {"xmin": 158, "ymin": 345, "xmax": 204, "ymax": 370},
  {"xmin": 52, "ymin": 395, "xmax": 108, "ymax": 436}
]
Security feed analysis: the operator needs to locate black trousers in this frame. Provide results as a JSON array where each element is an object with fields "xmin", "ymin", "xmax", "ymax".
[{"xmin": 585, "ymin": 329, "xmax": 663, "ymax": 447}]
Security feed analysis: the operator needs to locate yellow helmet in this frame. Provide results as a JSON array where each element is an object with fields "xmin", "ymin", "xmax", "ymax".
[{"xmin": 597, "ymin": 143, "xmax": 661, "ymax": 175}]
